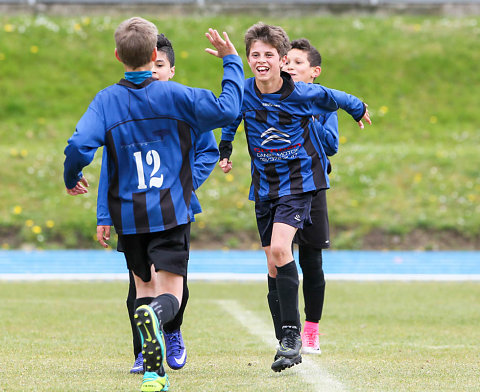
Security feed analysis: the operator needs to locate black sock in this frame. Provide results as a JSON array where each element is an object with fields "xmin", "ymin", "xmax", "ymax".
[
  {"xmin": 299, "ymin": 245, "xmax": 325, "ymax": 323},
  {"xmin": 276, "ymin": 261, "xmax": 300, "ymax": 331},
  {"xmin": 127, "ymin": 271, "xmax": 141, "ymax": 357},
  {"xmin": 266, "ymin": 275, "xmax": 282, "ymax": 340},
  {"xmin": 164, "ymin": 277, "xmax": 189, "ymax": 333},
  {"xmin": 149, "ymin": 293, "xmax": 180, "ymax": 325}
]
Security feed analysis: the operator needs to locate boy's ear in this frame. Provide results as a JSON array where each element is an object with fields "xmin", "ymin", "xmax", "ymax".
[
  {"xmin": 151, "ymin": 49, "xmax": 157, "ymax": 62},
  {"xmin": 312, "ymin": 66, "xmax": 321, "ymax": 79},
  {"xmin": 280, "ymin": 55, "xmax": 287, "ymax": 66},
  {"xmin": 169, "ymin": 66, "xmax": 175, "ymax": 80},
  {"xmin": 114, "ymin": 48, "xmax": 122, "ymax": 63}
]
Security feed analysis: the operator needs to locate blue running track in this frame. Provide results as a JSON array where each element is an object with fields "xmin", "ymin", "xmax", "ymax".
[{"xmin": 1, "ymin": 250, "xmax": 480, "ymax": 281}]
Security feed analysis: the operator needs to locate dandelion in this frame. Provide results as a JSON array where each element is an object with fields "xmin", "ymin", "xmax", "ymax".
[
  {"xmin": 74, "ymin": 23, "xmax": 82, "ymax": 32},
  {"xmin": 413, "ymin": 173, "xmax": 422, "ymax": 184},
  {"xmin": 180, "ymin": 51, "xmax": 189, "ymax": 59},
  {"xmin": 37, "ymin": 117, "xmax": 46, "ymax": 125},
  {"xmin": 25, "ymin": 219, "xmax": 34, "ymax": 227},
  {"xmin": 82, "ymin": 17, "xmax": 91, "ymax": 26},
  {"xmin": 10, "ymin": 148, "xmax": 19, "ymax": 157},
  {"xmin": 4, "ymin": 24, "xmax": 14, "ymax": 33},
  {"xmin": 413, "ymin": 24, "xmax": 422, "ymax": 32},
  {"xmin": 429, "ymin": 116, "xmax": 438, "ymax": 124},
  {"xmin": 30, "ymin": 45, "xmax": 39, "ymax": 54},
  {"xmin": 13, "ymin": 206, "xmax": 22, "ymax": 215},
  {"xmin": 0, "ymin": 53, "xmax": 5, "ymax": 61},
  {"xmin": 467, "ymin": 194, "xmax": 476, "ymax": 202},
  {"xmin": 379, "ymin": 106, "xmax": 389, "ymax": 116},
  {"xmin": 350, "ymin": 199, "xmax": 359, "ymax": 207},
  {"xmin": 32, "ymin": 225, "xmax": 42, "ymax": 234},
  {"xmin": 46, "ymin": 220, "xmax": 55, "ymax": 228},
  {"xmin": 339, "ymin": 136, "xmax": 347, "ymax": 145},
  {"xmin": 236, "ymin": 201, "xmax": 244, "ymax": 209},
  {"xmin": 225, "ymin": 174, "xmax": 234, "ymax": 182},
  {"xmin": 37, "ymin": 235, "xmax": 44, "ymax": 242},
  {"xmin": 20, "ymin": 149, "xmax": 28, "ymax": 157}
]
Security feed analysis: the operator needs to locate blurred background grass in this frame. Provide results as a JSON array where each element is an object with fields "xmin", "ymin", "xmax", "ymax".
[{"xmin": 0, "ymin": 14, "xmax": 479, "ymax": 250}]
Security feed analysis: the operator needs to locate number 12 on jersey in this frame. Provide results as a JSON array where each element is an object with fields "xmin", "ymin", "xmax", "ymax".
[{"xmin": 133, "ymin": 150, "xmax": 164, "ymax": 190}]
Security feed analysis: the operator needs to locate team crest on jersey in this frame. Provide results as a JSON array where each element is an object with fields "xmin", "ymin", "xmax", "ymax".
[{"xmin": 261, "ymin": 127, "xmax": 291, "ymax": 146}]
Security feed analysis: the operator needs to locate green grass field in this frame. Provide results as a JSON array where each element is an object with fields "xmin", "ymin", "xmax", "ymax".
[
  {"xmin": 0, "ymin": 14, "xmax": 479, "ymax": 250},
  {"xmin": 1, "ymin": 280, "xmax": 479, "ymax": 391}
]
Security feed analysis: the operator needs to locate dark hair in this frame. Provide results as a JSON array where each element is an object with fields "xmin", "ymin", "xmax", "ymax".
[
  {"xmin": 290, "ymin": 38, "xmax": 322, "ymax": 67},
  {"xmin": 156, "ymin": 33, "xmax": 175, "ymax": 67},
  {"xmin": 244, "ymin": 22, "xmax": 290, "ymax": 58}
]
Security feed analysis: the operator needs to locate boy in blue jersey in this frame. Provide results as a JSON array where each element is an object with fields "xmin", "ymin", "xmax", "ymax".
[
  {"xmin": 219, "ymin": 22, "xmax": 370, "ymax": 373},
  {"xmin": 96, "ymin": 34, "xmax": 217, "ymax": 374},
  {"xmin": 64, "ymin": 17, "xmax": 244, "ymax": 392},
  {"xmin": 283, "ymin": 38, "xmax": 338, "ymax": 355}
]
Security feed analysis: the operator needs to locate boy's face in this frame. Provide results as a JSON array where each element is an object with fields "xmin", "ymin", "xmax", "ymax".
[
  {"xmin": 247, "ymin": 41, "xmax": 285, "ymax": 83},
  {"xmin": 284, "ymin": 48, "xmax": 321, "ymax": 84},
  {"xmin": 152, "ymin": 50, "xmax": 175, "ymax": 81}
]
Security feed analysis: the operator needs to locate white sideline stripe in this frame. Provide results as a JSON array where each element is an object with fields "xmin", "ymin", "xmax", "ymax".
[
  {"xmin": 215, "ymin": 299, "xmax": 346, "ymax": 392},
  {"xmin": 2, "ymin": 272, "xmax": 480, "ymax": 281}
]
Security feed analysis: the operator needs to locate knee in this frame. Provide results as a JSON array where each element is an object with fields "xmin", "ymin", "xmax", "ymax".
[{"xmin": 270, "ymin": 243, "xmax": 290, "ymax": 263}]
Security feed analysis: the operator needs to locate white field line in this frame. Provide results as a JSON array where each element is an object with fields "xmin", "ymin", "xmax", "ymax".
[
  {"xmin": 3, "ymin": 273, "xmax": 480, "ymax": 281},
  {"xmin": 215, "ymin": 299, "xmax": 346, "ymax": 392}
]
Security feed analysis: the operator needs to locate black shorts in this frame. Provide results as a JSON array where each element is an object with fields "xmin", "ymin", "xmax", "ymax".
[
  {"xmin": 117, "ymin": 223, "xmax": 190, "ymax": 282},
  {"xmin": 294, "ymin": 190, "xmax": 330, "ymax": 249},
  {"xmin": 255, "ymin": 193, "xmax": 313, "ymax": 248}
]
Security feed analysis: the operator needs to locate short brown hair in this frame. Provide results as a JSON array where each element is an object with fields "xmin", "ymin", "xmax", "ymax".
[
  {"xmin": 114, "ymin": 17, "xmax": 158, "ymax": 69},
  {"xmin": 290, "ymin": 38, "xmax": 322, "ymax": 67},
  {"xmin": 244, "ymin": 22, "xmax": 290, "ymax": 58}
]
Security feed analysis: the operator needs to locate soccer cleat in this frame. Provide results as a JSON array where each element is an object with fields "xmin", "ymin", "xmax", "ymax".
[
  {"xmin": 271, "ymin": 328, "xmax": 302, "ymax": 372},
  {"xmin": 134, "ymin": 305, "xmax": 165, "ymax": 373},
  {"xmin": 301, "ymin": 321, "xmax": 322, "ymax": 355},
  {"xmin": 141, "ymin": 370, "xmax": 169, "ymax": 392},
  {"xmin": 130, "ymin": 352, "xmax": 145, "ymax": 374},
  {"xmin": 164, "ymin": 329, "xmax": 187, "ymax": 370}
]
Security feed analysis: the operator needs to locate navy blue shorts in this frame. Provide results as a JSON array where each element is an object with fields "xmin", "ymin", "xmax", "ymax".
[
  {"xmin": 255, "ymin": 193, "xmax": 313, "ymax": 247},
  {"xmin": 294, "ymin": 189, "xmax": 330, "ymax": 249}
]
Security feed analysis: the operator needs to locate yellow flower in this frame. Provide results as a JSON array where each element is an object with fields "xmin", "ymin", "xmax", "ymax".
[
  {"xmin": 350, "ymin": 199, "xmax": 359, "ymax": 207},
  {"xmin": 25, "ymin": 219, "xmax": 34, "ymax": 227},
  {"xmin": 413, "ymin": 24, "xmax": 421, "ymax": 32},
  {"xmin": 32, "ymin": 225, "xmax": 42, "ymax": 234},
  {"xmin": 74, "ymin": 23, "xmax": 82, "ymax": 32},
  {"xmin": 379, "ymin": 106, "xmax": 389, "ymax": 116},
  {"xmin": 225, "ymin": 174, "xmax": 234, "ymax": 182},
  {"xmin": 413, "ymin": 173, "xmax": 422, "ymax": 184},
  {"xmin": 37, "ymin": 117, "xmax": 46, "ymax": 125},
  {"xmin": 339, "ymin": 135, "xmax": 347, "ymax": 145},
  {"xmin": 429, "ymin": 116, "xmax": 437, "ymax": 124},
  {"xmin": 30, "ymin": 46, "xmax": 39, "ymax": 54},
  {"xmin": 20, "ymin": 149, "xmax": 28, "ymax": 157},
  {"xmin": 82, "ymin": 17, "xmax": 91, "ymax": 26},
  {"xmin": 10, "ymin": 148, "xmax": 18, "ymax": 157},
  {"xmin": 180, "ymin": 51, "xmax": 189, "ymax": 59},
  {"xmin": 46, "ymin": 220, "xmax": 55, "ymax": 228},
  {"xmin": 4, "ymin": 24, "xmax": 14, "ymax": 33},
  {"xmin": 467, "ymin": 194, "xmax": 476, "ymax": 202},
  {"xmin": 13, "ymin": 206, "xmax": 22, "ymax": 215},
  {"xmin": 235, "ymin": 201, "xmax": 244, "ymax": 209},
  {"xmin": 197, "ymin": 221, "xmax": 206, "ymax": 229},
  {"xmin": 0, "ymin": 53, "xmax": 5, "ymax": 61}
]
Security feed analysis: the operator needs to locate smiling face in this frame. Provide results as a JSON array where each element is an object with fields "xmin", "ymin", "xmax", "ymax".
[
  {"xmin": 152, "ymin": 50, "xmax": 175, "ymax": 81},
  {"xmin": 284, "ymin": 48, "xmax": 321, "ymax": 84},
  {"xmin": 247, "ymin": 40, "xmax": 285, "ymax": 84}
]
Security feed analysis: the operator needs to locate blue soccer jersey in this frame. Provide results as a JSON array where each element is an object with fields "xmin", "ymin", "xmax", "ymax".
[
  {"xmin": 221, "ymin": 72, "xmax": 365, "ymax": 202},
  {"xmin": 64, "ymin": 55, "xmax": 244, "ymax": 235},
  {"xmin": 96, "ymin": 131, "xmax": 219, "ymax": 226}
]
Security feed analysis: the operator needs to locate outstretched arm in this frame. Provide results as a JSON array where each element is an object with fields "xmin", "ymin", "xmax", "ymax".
[{"xmin": 205, "ymin": 29, "xmax": 238, "ymax": 58}]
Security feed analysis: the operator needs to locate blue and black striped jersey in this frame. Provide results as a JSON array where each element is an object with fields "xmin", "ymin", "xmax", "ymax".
[
  {"xmin": 64, "ymin": 55, "xmax": 244, "ymax": 235},
  {"xmin": 221, "ymin": 72, "xmax": 365, "ymax": 202}
]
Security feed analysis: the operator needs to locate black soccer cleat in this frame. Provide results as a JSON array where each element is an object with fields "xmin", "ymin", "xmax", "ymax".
[{"xmin": 271, "ymin": 328, "xmax": 302, "ymax": 372}]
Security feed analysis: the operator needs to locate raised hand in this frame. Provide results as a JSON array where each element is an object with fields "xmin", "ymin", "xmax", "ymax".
[{"xmin": 205, "ymin": 28, "xmax": 238, "ymax": 58}]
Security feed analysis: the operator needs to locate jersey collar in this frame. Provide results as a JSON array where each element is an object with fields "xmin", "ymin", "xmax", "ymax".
[
  {"xmin": 253, "ymin": 71, "xmax": 295, "ymax": 100},
  {"xmin": 117, "ymin": 77, "xmax": 156, "ymax": 89}
]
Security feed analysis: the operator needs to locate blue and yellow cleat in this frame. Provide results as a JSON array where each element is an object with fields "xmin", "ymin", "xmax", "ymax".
[
  {"xmin": 134, "ymin": 305, "xmax": 165, "ymax": 373},
  {"xmin": 141, "ymin": 371, "xmax": 169, "ymax": 392}
]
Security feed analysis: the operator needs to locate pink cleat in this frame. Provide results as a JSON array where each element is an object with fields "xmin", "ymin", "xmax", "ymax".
[{"xmin": 301, "ymin": 321, "xmax": 321, "ymax": 354}]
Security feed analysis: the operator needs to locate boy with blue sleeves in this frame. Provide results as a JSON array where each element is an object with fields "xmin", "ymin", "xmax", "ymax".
[
  {"xmin": 219, "ymin": 22, "xmax": 370, "ymax": 373},
  {"xmin": 64, "ymin": 17, "xmax": 243, "ymax": 392}
]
